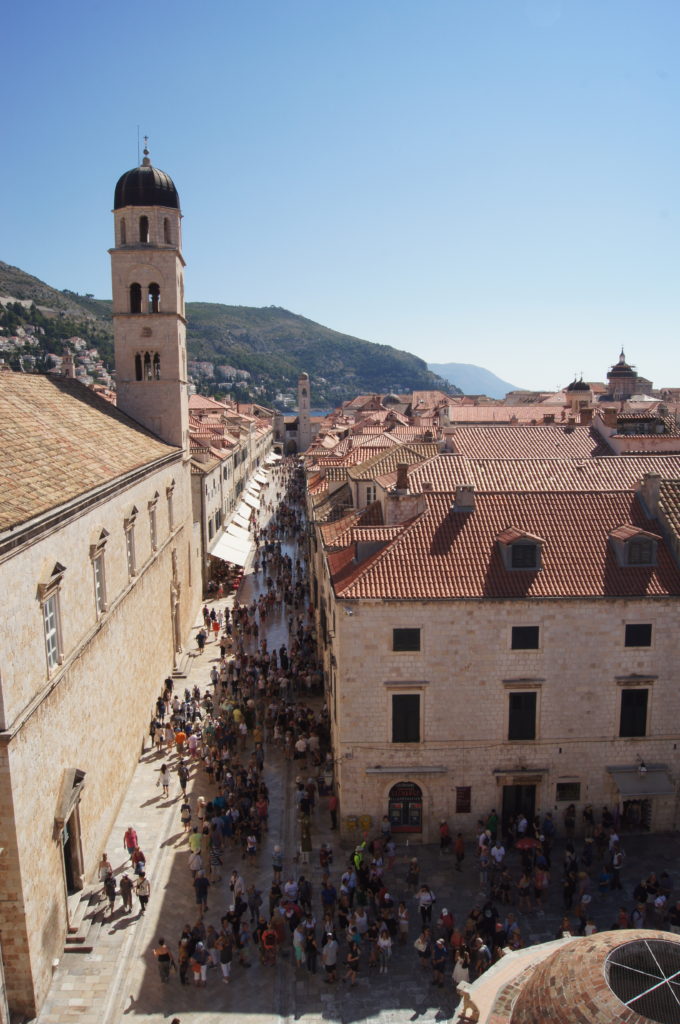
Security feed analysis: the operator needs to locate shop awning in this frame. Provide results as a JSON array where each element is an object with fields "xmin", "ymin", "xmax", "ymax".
[
  {"xmin": 246, "ymin": 479, "xmax": 262, "ymax": 492},
  {"xmin": 226, "ymin": 523, "xmax": 251, "ymax": 543},
  {"xmin": 243, "ymin": 493, "xmax": 260, "ymax": 510},
  {"xmin": 265, "ymin": 451, "xmax": 281, "ymax": 463},
  {"xmin": 209, "ymin": 530, "xmax": 253, "ymax": 566},
  {"xmin": 232, "ymin": 511, "xmax": 251, "ymax": 531},
  {"xmin": 607, "ymin": 766, "xmax": 675, "ymax": 799},
  {"xmin": 235, "ymin": 501, "xmax": 251, "ymax": 520},
  {"xmin": 254, "ymin": 470, "xmax": 268, "ymax": 484}
]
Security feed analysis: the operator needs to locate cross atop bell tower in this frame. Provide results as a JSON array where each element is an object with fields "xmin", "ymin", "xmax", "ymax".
[{"xmin": 110, "ymin": 146, "xmax": 189, "ymax": 455}]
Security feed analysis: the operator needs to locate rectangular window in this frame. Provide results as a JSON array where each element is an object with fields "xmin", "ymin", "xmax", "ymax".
[
  {"xmin": 167, "ymin": 491, "xmax": 175, "ymax": 531},
  {"xmin": 392, "ymin": 694, "xmax": 420, "ymax": 743},
  {"xmin": 627, "ymin": 539, "xmax": 655, "ymax": 565},
  {"xmin": 456, "ymin": 786, "xmax": 472, "ymax": 814},
  {"xmin": 366, "ymin": 484, "xmax": 377, "ymax": 504},
  {"xmin": 556, "ymin": 782, "xmax": 581, "ymax": 802},
  {"xmin": 149, "ymin": 506, "xmax": 158, "ymax": 551},
  {"xmin": 620, "ymin": 688, "xmax": 648, "ymax": 737},
  {"xmin": 393, "ymin": 628, "xmax": 421, "ymax": 652},
  {"xmin": 508, "ymin": 691, "xmax": 537, "ymax": 741},
  {"xmin": 43, "ymin": 594, "xmax": 61, "ymax": 672},
  {"xmin": 511, "ymin": 626, "xmax": 539, "ymax": 650},
  {"xmin": 625, "ymin": 623, "xmax": 652, "ymax": 647},
  {"xmin": 511, "ymin": 543, "xmax": 538, "ymax": 569},
  {"xmin": 93, "ymin": 553, "xmax": 107, "ymax": 614},
  {"xmin": 125, "ymin": 526, "xmax": 136, "ymax": 578}
]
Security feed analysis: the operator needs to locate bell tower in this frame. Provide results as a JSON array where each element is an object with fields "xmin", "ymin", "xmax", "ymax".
[
  {"xmin": 110, "ymin": 142, "xmax": 188, "ymax": 454},
  {"xmin": 297, "ymin": 371, "xmax": 312, "ymax": 452}
]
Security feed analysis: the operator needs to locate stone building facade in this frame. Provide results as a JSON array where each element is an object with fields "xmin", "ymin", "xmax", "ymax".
[
  {"xmin": 0, "ymin": 153, "xmax": 200, "ymax": 1017},
  {"xmin": 312, "ymin": 474, "xmax": 680, "ymax": 843}
]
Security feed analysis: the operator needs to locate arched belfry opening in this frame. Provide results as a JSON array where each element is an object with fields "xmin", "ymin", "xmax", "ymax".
[
  {"xmin": 143, "ymin": 352, "xmax": 152, "ymax": 380},
  {"xmin": 129, "ymin": 283, "xmax": 142, "ymax": 313},
  {"xmin": 148, "ymin": 283, "xmax": 160, "ymax": 314},
  {"xmin": 139, "ymin": 215, "xmax": 149, "ymax": 243},
  {"xmin": 153, "ymin": 353, "xmax": 161, "ymax": 379},
  {"xmin": 120, "ymin": 218, "xmax": 126, "ymax": 245},
  {"xmin": 163, "ymin": 217, "xmax": 171, "ymax": 244}
]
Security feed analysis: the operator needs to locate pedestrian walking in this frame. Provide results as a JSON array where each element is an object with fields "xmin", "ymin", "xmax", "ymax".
[
  {"xmin": 119, "ymin": 873, "xmax": 134, "ymax": 913},
  {"xmin": 103, "ymin": 873, "xmax": 117, "ymax": 915},
  {"xmin": 135, "ymin": 872, "xmax": 151, "ymax": 914},
  {"xmin": 153, "ymin": 937, "xmax": 176, "ymax": 982}
]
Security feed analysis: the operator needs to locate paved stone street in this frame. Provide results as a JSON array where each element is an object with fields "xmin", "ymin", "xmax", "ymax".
[{"xmin": 31, "ymin": 470, "xmax": 680, "ymax": 1024}]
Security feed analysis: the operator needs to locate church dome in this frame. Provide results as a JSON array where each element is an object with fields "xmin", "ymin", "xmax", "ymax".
[
  {"xmin": 511, "ymin": 930, "xmax": 680, "ymax": 1024},
  {"xmin": 566, "ymin": 378, "xmax": 590, "ymax": 392},
  {"xmin": 114, "ymin": 153, "xmax": 180, "ymax": 211}
]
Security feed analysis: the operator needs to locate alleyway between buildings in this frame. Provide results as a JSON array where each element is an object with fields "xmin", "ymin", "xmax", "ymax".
[{"xmin": 32, "ymin": 462, "xmax": 680, "ymax": 1024}]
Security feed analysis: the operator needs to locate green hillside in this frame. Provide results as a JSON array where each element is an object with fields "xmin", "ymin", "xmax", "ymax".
[{"xmin": 0, "ymin": 261, "xmax": 458, "ymax": 406}]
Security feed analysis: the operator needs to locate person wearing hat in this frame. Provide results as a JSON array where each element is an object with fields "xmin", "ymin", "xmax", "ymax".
[
  {"xmin": 432, "ymin": 937, "xmax": 447, "ymax": 987},
  {"xmin": 437, "ymin": 907, "xmax": 454, "ymax": 942}
]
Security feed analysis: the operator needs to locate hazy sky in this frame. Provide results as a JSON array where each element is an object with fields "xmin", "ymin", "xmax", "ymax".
[{"xmin": 2, "ymin": 0, "xmax": 678, "ymax": 391}]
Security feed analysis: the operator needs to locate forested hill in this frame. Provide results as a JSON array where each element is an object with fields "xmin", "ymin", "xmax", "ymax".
[{"xmin": 0, "ymin": 261, "xmax": 459, "ymax": 406}]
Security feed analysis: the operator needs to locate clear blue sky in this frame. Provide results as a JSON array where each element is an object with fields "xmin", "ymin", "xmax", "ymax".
[{"xmin": 2, "ymin": 0, "xmax": 678, "ymax": 391}]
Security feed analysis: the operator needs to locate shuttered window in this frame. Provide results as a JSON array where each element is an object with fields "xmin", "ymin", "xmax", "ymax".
[{"xmin": 392, "ymin": 694, "xmax": 420, "ymax": 743}]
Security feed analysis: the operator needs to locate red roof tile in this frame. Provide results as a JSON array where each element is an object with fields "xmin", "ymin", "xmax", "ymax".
[{"xmin": 331, "ymin": 491, "xmax": 680, "ymax": 600}]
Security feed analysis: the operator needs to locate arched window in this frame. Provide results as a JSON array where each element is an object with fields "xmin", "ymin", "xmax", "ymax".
[
  {"xmin": 129, "ymin": 282, "xmax": 142, "ymax": 314},
  {"xmin": 163, "ymin": 217, "xmax": 171, "ymax": 244},
  {"xmin": 144, "ymin": 352, "xmax": 152, "ymax": 380},
  {"xmin": 153, "ymin": 353, "xmax": 161, "ymax": 380},
  {"xmin": 139, "ymin": 215, "xmax": 149, "ymax": 243},
  {"xmin": 148, "ymin": 283, "xmax": 160, "ymax": 314},
  {"xmin": 135, "ymin": 353, "xmax": 143, "ymax": 381},
  {"xmin": 120, "ymin": 218, "xmax": 126, "ymax": 245}
]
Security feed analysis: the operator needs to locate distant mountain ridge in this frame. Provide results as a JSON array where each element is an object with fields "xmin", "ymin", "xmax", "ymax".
[
  {"xmin": 428, "ymin": 361, "xmax": 519, "ymax": 399},
  {"xmin": 0, "ymin": 260, "xmax": 459, "ymax": 407}
]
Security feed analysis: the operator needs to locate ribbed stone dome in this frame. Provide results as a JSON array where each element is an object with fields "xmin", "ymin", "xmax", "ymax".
[{"xmin": 511, "ymin": 930, "xmax": 680, "ymax": 1024}]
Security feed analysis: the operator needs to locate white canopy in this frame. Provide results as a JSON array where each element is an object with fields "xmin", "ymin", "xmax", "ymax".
[
  {"xmin": 243, "ymin": 493, "xmax": 260, "ymax": 510},
  {"xmin": 265, "ymin": 451, "xmax": 281, "ymax": 463},
  {"xmin": 232, "ymin": 511, "xmax": 251, "ymax": 531},
  {"xmin": 254, "ymin": 470, "xmax": 268, "ymax": 484},
  {"xmin": 226, "ymin": 523, "xmax": 251, "ymax": 543},
  {"xmin": 210, "ymin": 532, "xmax": 253, "ymax": 567}
]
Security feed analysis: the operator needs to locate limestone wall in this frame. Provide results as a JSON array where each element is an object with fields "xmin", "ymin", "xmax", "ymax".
[
  {"xmin": 0, "ymin": 456, "xmax": 200, "ymax": 1016},
  {"xmin": 330, "ymin": 596, "xmax": 680, "ymax": 841}
]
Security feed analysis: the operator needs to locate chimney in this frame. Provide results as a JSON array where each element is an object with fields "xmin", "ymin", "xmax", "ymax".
[
  {"xmin": 453, "ymin": 484, "xmax": 475, "ymax": 513},
  {"xmin": 602, "ymin": 407, "xmax": 618, "ymax": 429},
  {"xmin": 421, "ymin": 481, "xmax": 433, "ymax": 492},
  {"xmin": 395, "ymin": 463, "xmax": 409, "ymax": 493},
  {"xmin": 639, "ymin": 473, "xmax": 661, "ymax": 517},
  {"xmin": 579, "ymin": 407, "xmax": 593, "ymax": 425}
]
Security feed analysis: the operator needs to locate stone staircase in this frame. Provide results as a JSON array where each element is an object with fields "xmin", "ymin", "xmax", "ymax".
[{"xmin": 64, "ymin": 888, "xmax": 103, "ymax": 954}]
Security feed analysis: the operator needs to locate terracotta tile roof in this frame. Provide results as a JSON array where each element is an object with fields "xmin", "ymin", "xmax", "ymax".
[
  {"xmin": 312, "ymin": 482, "xmax": 353, "ymax": 522},
  {"xmin": 659, "ymin": 480, "xmax": 680, "ymax": 544},
  {"xmin": 331, "ymin": 490, "xmax": 680, "ymax": 600},
  {"xmin": 347, "ymin": 445, "xmax": 435, "ymax": 482},
  {"xmin": 391, "ymin": 454, "xmax": 680, "ymax": 494},
  {"xmin": 447, "ymin": 424, "xmax": 609, "ymax": 459},
  {"xmin": 0, "ymin": 372, "xmax": 178, "ymax": 532},
  {"xmin": 319, "ymin": 501, "xmax": 384, "ymax": 549},
  {"xmin": 320, "ymin": 510, "xmax": 361, "ymax": 549},
  {"xmin": 445, "ymin": 405, "xmax": 570, "ymax": 423}
]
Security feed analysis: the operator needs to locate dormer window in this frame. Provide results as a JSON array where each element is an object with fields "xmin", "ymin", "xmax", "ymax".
[
  {"xmin": 511, "ymin": 544, "xmax": 538, "ymax": 569},
  {"xmin": 609, "ymin": 525, "xmax": 660, "ymax": 567},
  {"xmin": 497, "ymin": 528, "xmax": 544, "ymax": 571}
]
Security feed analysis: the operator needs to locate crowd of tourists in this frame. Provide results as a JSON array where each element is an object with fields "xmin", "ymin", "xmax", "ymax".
[{"xmin": 91, "ymin": 456, "xmax": 680, "ymax": 1004}]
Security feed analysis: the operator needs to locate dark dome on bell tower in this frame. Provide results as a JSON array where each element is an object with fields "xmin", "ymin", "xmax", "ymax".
[{"xmin": 114, "ymin": 145, "xmax": 180, "ymax": 211}]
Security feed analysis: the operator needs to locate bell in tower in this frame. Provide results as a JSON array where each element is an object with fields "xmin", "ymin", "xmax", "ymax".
[{"xmin": 110, "ymin": 141, "xmax": 188, "ymax": 452}]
